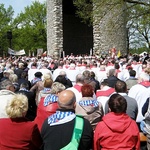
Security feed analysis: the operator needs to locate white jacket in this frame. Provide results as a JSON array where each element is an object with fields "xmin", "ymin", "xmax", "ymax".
[{"xmin": 0, "ymin": 90, "xmax": 16, "ymax": 118}]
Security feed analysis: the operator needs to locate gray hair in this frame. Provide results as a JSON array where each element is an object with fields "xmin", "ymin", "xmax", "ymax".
[
  {"xmin": 59, "ymin": 71, "xmax": 66, "ymax": 76},
  {"xmin": 108, "ymin": 69, "xmax": 116, "ymax": 77},
  {"xmin": 138, "ymin": 72, "xmax": 150, "ymax": 82},
  {"xmin": 76, "ymin": 74, "xmax": 84, "ymax": 83},
  {"xmin": 20, "ymin": 82, "xmax": 29, "ymax": 90},
  {"xmin": 82, "ymin": 70, "xmax": 91, "ymax": 79},
  {"xmin": 50, "ymin": 82, "xmax": 66, "ymax": 94},
  {"xmin": 9, "ymin": 74, "xmax": 18, "ymax": 83},
  {"xmin": 0, "ymin": 79, "xmax": 14, "ymax": 90}
]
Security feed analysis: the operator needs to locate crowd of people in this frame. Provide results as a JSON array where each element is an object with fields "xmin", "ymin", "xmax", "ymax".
[{"xmin": 0, "ymin": 52, "xmax": 150, "ymax": 149}]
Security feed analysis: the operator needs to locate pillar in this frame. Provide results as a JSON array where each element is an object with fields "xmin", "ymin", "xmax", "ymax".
[{"xmin": 47, "ymin": 0, "xmax": 63, "ymax": 59}]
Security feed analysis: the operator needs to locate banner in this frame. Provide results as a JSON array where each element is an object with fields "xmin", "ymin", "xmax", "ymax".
[
  {"xmin": 8, "ymin": 48, "xmax": 26, "ymax": 56},
  {"xmin": 8, "ymin": 48, "xmax": 15, "ymax": 55},
  {"xmin": 37, "ymin": 48, "xmax": 43, "ymax": 56}
]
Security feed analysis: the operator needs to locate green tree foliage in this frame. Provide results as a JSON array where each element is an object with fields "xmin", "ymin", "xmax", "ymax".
[
  {"xmin": 74, "ymin": 0, "xmax": 125, "ymax": 25},
  {"xmin": 12, "ymin": 1, "xmax": 46, "ymax": 55},
  {"xmin": 0, "ymin": 4, "xmax": 14, "ymax": 55},
  {"xmin": 73, "ymin": 0, "xmax": 150, "ymax": 53},
  {"xmin": 127, "ymin": 2, "xmax": 150, "ymax": 53},
  {"xmin": 73, "ymin": 0, "xmax": 93, "ymax": 25}
]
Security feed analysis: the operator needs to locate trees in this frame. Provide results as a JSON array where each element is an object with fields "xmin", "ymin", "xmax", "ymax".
[
  {"xmin": 73, "ymin": 0, "xmax": 150, "ymax": 55},
  {"xmin": 0, "ymin": 1, "xmax": 46, "ymax": 56},
  {"xmin": 0, "ymin": 4, "xmax": 14, "ymax": 55},
  {"xmin": 127, "ymin": 2, "xmax": 150, "ymax": 53},
  {"xmin": 1, "ymin": 0, "xmax": 149, "ymax": 57},
  {"xmin": 11, "ymin": 1, "xmax": 46, "ymax": 55}
]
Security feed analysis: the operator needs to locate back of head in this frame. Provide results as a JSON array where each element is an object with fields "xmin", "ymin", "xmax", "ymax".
[
  {"xmin": 20, "ymin": 82, "xmax": 29, "ymax": 90},
  {"xmin": 115, "ymin": 80, "xmax": 127, "ymax": 93},
  {"xmin": 34, "ymin": 72, "xmax": 42, "ymax": 78},
  {"xmin": 81, "ymin": 84, "xmax": 94, "ymax": 97},
  {"xmin": 9, "ymin": 74, "xmax": 18, "ymax": 82},
  {"xmin": 0, "ymin": 79, "xmax": 14, "ymax": 91},
  {"xmin": 69, "ymin": 63, "xmax": 76, "ymax": 69},
  {"xmin": 108, "ymin": 93, "xmax": 127, "ymax": 113},
  {"xmin": 101, "ymin": 79, "xmax": 109, "ymax": 87},
  {"xmin": 55, "ymin": 75, "xmax": 67, "ymax": 85},
  {"xmin": 108, "ymin": 69, "xmax": 116, "ymax": 77},
  {"xmin": 100, "ymin": 65, "xmax": 106, "ymax": 71},
  {"xmin": 83, "ymin": 70, "xmax": 91, "ymax": 79},
  {"xmin": 50, "ymin": 82, "xmax": 66, "ymax": 94},
  {"xmin": 4, "ymin": 69, "xmax": 14, "ymax": 75},
  {"xmin": 43, "ymin": 73, "xmax": 53, "ymax": 81},
  {"xmin": 138, "ymin": 72, "xmax": 150, "ymax": 82},
  {"xmin": 18, "ymin": 63, "xmax": 24, "ymax": 69},
  {"xmin": 76, "ymin": 73, "xmax": 84, "ymax": 84},
  {"xmin": 59, "ymin": 71, "xmax": 66, "ymax": 76},
  {"xmin": 58, "ymin": 90, "xmax": 76, "ymax": 109},
  {"xmin": 6, "ymin": 94, "xmax": 28, "ymax": 118},
  {"xmin": 129, "ymin": 70, "xmax": 136, "ymax": 77},
  {"xmin": 44, "ymin": 78, "xmax": 53, "ymax": 88},
  {"xmin": 145, "ymin": 68, "xmax": 150, "ymax": 75},
  {"xmin": 43, "ymin": 62, "xmax": 49, "ymax": 68},
  {"xmin": 31, "ymin": 62, "xmax": 37, "ymax": 68},
  {"xmin": 58, "ymin": 61, "xmax": 64, "ymax": 67},
  {"xmin": 114, "ymin": 63, "xmax": 120, "ymax": 70}
]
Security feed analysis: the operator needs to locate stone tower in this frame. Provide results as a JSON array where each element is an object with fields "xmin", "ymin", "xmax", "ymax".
[
  {"xmin": 47, "ymin": 1, "xmax": 127, "ymax": 58},
  {"xmin": 47, "ymin": 0, "xmax": 63, "ymax": 59},
  {"xmin": 93, "ymin": 1, "xmax": 127, "ymax": 56}
]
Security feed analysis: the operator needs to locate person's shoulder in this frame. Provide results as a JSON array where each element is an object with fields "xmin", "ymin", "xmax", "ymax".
[
  {"xmin": 82, "ymin": 117, "xmax": 93, "ymax": 129},
  {"xmin": 76, "ymin": 115, "xmax": 89, "ymax": 124},
  {"xmin": 94, "ymin": 120, "xmax": 105, "ymax": 131},
  {"xmin": 25, "ymin": 120, "xmax": 39, "ymax": 129},
  {"xmin": 125, "ymin": 95, "xmax": 137, "ymax": 101},
  {"xmin": 130, "ymin": 119, "xmax": 139, "ymax": 130},
  {"xmin": 128, "ymin": 83, "xmax": 139, "ymax": 90},
  {"xmin": 0, "ymin": 118, "xmax": 10, "ymax": 123}
]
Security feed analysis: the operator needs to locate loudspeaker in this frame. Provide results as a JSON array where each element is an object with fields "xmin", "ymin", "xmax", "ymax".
[{"xmin": 7, "ymin": 31, "xmax": 12, "ymax": 39}]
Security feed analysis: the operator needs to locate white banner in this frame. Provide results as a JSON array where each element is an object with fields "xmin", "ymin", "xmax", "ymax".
[
  {"xmin": 8, "ymin": 48, "xmax": 26, "ymax": 56},
  {"xmin": 37, "ymin": 48, "xmax": 43, "ymax": 56}
]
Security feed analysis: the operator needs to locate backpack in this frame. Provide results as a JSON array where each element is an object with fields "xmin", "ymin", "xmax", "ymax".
[{"xmin": 60, "ymin": 116, "xmax": 84, "ymax": 150}]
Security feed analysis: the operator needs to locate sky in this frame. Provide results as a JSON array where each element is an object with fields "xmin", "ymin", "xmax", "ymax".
[{"xmin": 1, "ymin": 0, "xmax": 45, "ymax": 17}]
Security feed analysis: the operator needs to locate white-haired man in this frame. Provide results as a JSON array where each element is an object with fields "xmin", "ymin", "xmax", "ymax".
[
  {"xmin": 0, "ymin": 79, "xmax": 15, "ymax": 118},
  {"xmin": 128, "ymin": 72, "xmax": 150, "ymax": 128}
]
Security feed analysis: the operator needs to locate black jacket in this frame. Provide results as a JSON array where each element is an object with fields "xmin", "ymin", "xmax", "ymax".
[
  {"xmin": 107, "ymin": 76, "xmax": 119, "ymax": 88},
  {"xmin": 16, "ymin": 90, "xmax": 36, "ymax": 121},
  {"xmin": 41, "ymin": 110, "xmax": 93, "ymax": 150}
]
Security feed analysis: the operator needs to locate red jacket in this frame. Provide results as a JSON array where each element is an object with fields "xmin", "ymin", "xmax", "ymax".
[
  {"xmin": 0, "ymin": 118, "xmax": 42, "ymax": 150},
  {"xmin": 94, "ymin": 112, "xmax": 140, "ymax": 150},
  {"xmin": 34, "ymin": 97, "xmax": 58, "ymax": 130}
]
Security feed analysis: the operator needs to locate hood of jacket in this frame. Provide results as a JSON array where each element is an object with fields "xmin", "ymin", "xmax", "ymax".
[
  {"xmin": 103, "ymin": 112, "xmax": 132, "ymax": 133},
  {"xmin": 77, "ymin": 97, "xmax": 100, "ymax": 115},
  {"xmin": 79, "ymin": 104, "xmax": 98, "ymax": 114}
]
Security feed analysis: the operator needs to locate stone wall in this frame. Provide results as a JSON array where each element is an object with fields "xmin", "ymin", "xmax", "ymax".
[
  {"xmin": 47, "ymin": 1, "xmax": 127, "ymax": 58},
  {"xmin": 47, "ymin": 0, "xmax": 63, "ymax": 59},
  {"xmin": 93, "ymin": 2, "xmax": 127, "ymax": 56}
]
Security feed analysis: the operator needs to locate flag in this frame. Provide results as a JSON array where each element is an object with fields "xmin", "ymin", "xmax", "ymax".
[{"xmin": 117, "ymin": 50, "xmax": 121, "ymax": 57}]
